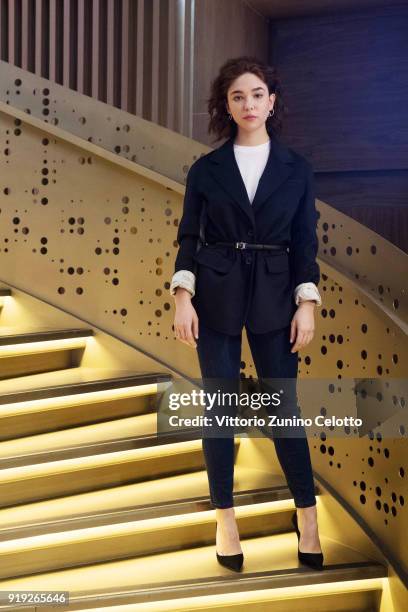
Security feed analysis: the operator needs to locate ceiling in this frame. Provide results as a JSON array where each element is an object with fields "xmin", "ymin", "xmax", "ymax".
[{"xmin": 246, "ymin": 0, "xmax": 407, "ymax": 19}]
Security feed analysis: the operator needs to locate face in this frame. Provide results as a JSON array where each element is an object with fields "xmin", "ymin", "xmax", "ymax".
[{"xmin": 226, "ymin": 72, "xmax": 275, "ymax": 134}]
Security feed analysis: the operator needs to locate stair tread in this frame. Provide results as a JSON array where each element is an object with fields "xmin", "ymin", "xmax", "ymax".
[
  {"xmin": 0, "ymin": 413, "xmax": 158, "ymax": 460},
  {"xmin": 0, "ymin": 500, "xmax": 297, "ymax": 551},
  {"xmin": 71, "ymin": 575, "xmax": 385, "ymax": 612},
  {"xmin": 0, "ymin": 436, "xmax": 209, "ymax": 478},
  {"xmin": 0, "ymin": 367, "xmax": 171, "ymax": 403},
  {"xmin": 0, "ymin": 467, "xmax": 288, "ymax": 531},
  {"xmin": 0, "ymin": 326, "xmax": 93, "ymax": 343},
  {"xmin": 0, "ymin": 532, "xmax": 385, "ymax": 596}
]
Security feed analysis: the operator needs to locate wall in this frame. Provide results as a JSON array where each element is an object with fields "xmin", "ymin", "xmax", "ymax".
[
  {"xmin": 0, "ymin": 0, "xmax": 195, "ymax": 135},
  {"xmin": 269, "ymin": 4, "xmax": 408, "ymax": 252},
  {"xmin": 193, "ymin": 0, "xmax": 269, "ymax": 145}
]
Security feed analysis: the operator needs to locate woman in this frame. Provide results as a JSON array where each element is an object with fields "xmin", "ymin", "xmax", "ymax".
[{"xmin": 170, "ymin": 56, "xmax": 324, "ymax": 573}]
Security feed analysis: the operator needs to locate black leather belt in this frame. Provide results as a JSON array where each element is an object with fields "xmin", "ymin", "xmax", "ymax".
[{"xmin": 205, "ymin": 241, "xmax": 289, "ymax": 252}]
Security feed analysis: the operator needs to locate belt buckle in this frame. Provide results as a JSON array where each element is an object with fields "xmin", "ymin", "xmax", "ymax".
[{"xmin": 235, "ymin": 241, "xmax": 246, "ymax": 250}]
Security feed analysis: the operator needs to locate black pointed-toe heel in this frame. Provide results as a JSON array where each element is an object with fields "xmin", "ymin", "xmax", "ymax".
[
  {"xmin": 291, "ymin": 510, "xmax": 324, "ymax": 571},
  {"xmin": 215, "ymin": 524, "xmax": 244, "ymax": 572},
  {"xmin": 216, "ymin": 551, "xmax": 244, "ymax": 572}
]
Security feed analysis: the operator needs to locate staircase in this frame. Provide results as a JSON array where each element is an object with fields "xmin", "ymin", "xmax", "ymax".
[{"xmin": 0, "ymin": 286, "xmax": 397, "ymax": 611}]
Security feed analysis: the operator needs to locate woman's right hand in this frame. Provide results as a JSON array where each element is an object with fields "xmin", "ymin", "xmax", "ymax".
[{"xmin": 173, "ymin": 288, "xmax": 199, "ymax": 348}]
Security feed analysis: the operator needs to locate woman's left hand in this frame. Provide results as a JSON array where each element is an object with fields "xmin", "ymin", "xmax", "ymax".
[{"xmin": 290, "ymin": 301, "xmax": 316, "ymax": 353}]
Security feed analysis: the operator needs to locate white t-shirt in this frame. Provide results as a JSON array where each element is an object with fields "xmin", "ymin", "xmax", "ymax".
[{"xmin": 233, "ymin": 139, "xmax": 270, "ymax": 204}]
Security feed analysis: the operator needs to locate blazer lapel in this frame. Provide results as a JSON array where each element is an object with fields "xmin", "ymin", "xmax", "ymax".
[
  {"xmin": 208, "ymin": 136, "xmax": 254, "ymax": 225},
  {"xmin": 251, "ymin": 136, "xmax": 296, "ymax": 212},
  {"xmin": 207, "ymin": 134, "xmax": 296, "ymax": 223}
]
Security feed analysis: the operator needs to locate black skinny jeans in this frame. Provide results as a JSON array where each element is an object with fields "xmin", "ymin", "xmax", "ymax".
[{"xmin": 196, "ymin": 320, "xmax": 316, "ymax": 509}]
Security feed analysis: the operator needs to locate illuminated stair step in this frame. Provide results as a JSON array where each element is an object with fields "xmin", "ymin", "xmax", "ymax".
[
  {"xmin": 0, "ymin": 503, "xmax": 361, "ymax": 576},
  {"xmin": 0, "ymin": 467, "xmax": 290, "ymax": 535},
  {"xmin": 0, "ymin": 428, "xmax": 205, "ymax": 468},
  {"xmin": 0, "ymin": 349, "xmax": 74, "ymax": 380},
  {"xmin": 67, "ymin": 573, "xmax": 386, "ymax": 612},
  {"xmin": 0, "ymin": 499, "xmax": 330, "ymax": 579},
  {"xmin": 0, "ymin": 437, "xmax": 223, "ymax": 508},
  {"xmin": 0, "ymin": 367, "xmax": 171, "ymax": 405},
  {"xmin": 0, "ymin": 483, "xmax": 304, "ymax": 541},
  {"xmin": 0, "ymin": 327, "xmax": 94, "ymax": 346},
  {"xmin": 0, "ymin": 328, "xmax": 94, "ymax": 380},
  {"xmin": 0, "ymin": 413, "xmax": 158, "ymax": 464},
  {"xmin": 0, "ymin": 531, "xmax": 386, "ymax": 601},
  {"xmin": 0, "ymin": 383, "xmax": 161, "ymax": 445}
]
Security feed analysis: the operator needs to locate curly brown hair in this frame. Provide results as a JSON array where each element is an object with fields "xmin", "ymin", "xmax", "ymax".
[{"xmin": 206, "ymin": 56, "xmax": 286, "ymax": 144}]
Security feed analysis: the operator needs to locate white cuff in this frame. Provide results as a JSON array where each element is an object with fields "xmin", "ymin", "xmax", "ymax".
[
  {"xmin": 170, "ymin": 270, "xmax": 196, "ymax": 297},
  {"xmin": 294, "ymin": 282, "xmax": 322, "ymax": 306}
]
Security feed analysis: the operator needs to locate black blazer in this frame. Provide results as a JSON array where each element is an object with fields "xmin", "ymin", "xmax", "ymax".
[{"xmin": 174, "ymin": 134, "xmax": 320, "ymax": 335}]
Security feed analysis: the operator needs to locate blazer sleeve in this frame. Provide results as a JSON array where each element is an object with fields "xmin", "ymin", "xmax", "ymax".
[
  {"xmin": 289, "ymin": 161, "xmax": 320, "ymax": 289},
  {"xmin": 174, "ymin": 160, "xmax": 204, "ymax": 274}
]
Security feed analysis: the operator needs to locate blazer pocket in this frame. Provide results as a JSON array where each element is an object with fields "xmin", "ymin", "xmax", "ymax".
[
  {"xmin": 264, "ymin": 253, "xmax": 290, "ymax": 274},
  {"xmin": 193, "ymin": 247, "xmax": 235, "ymax": 274}
]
